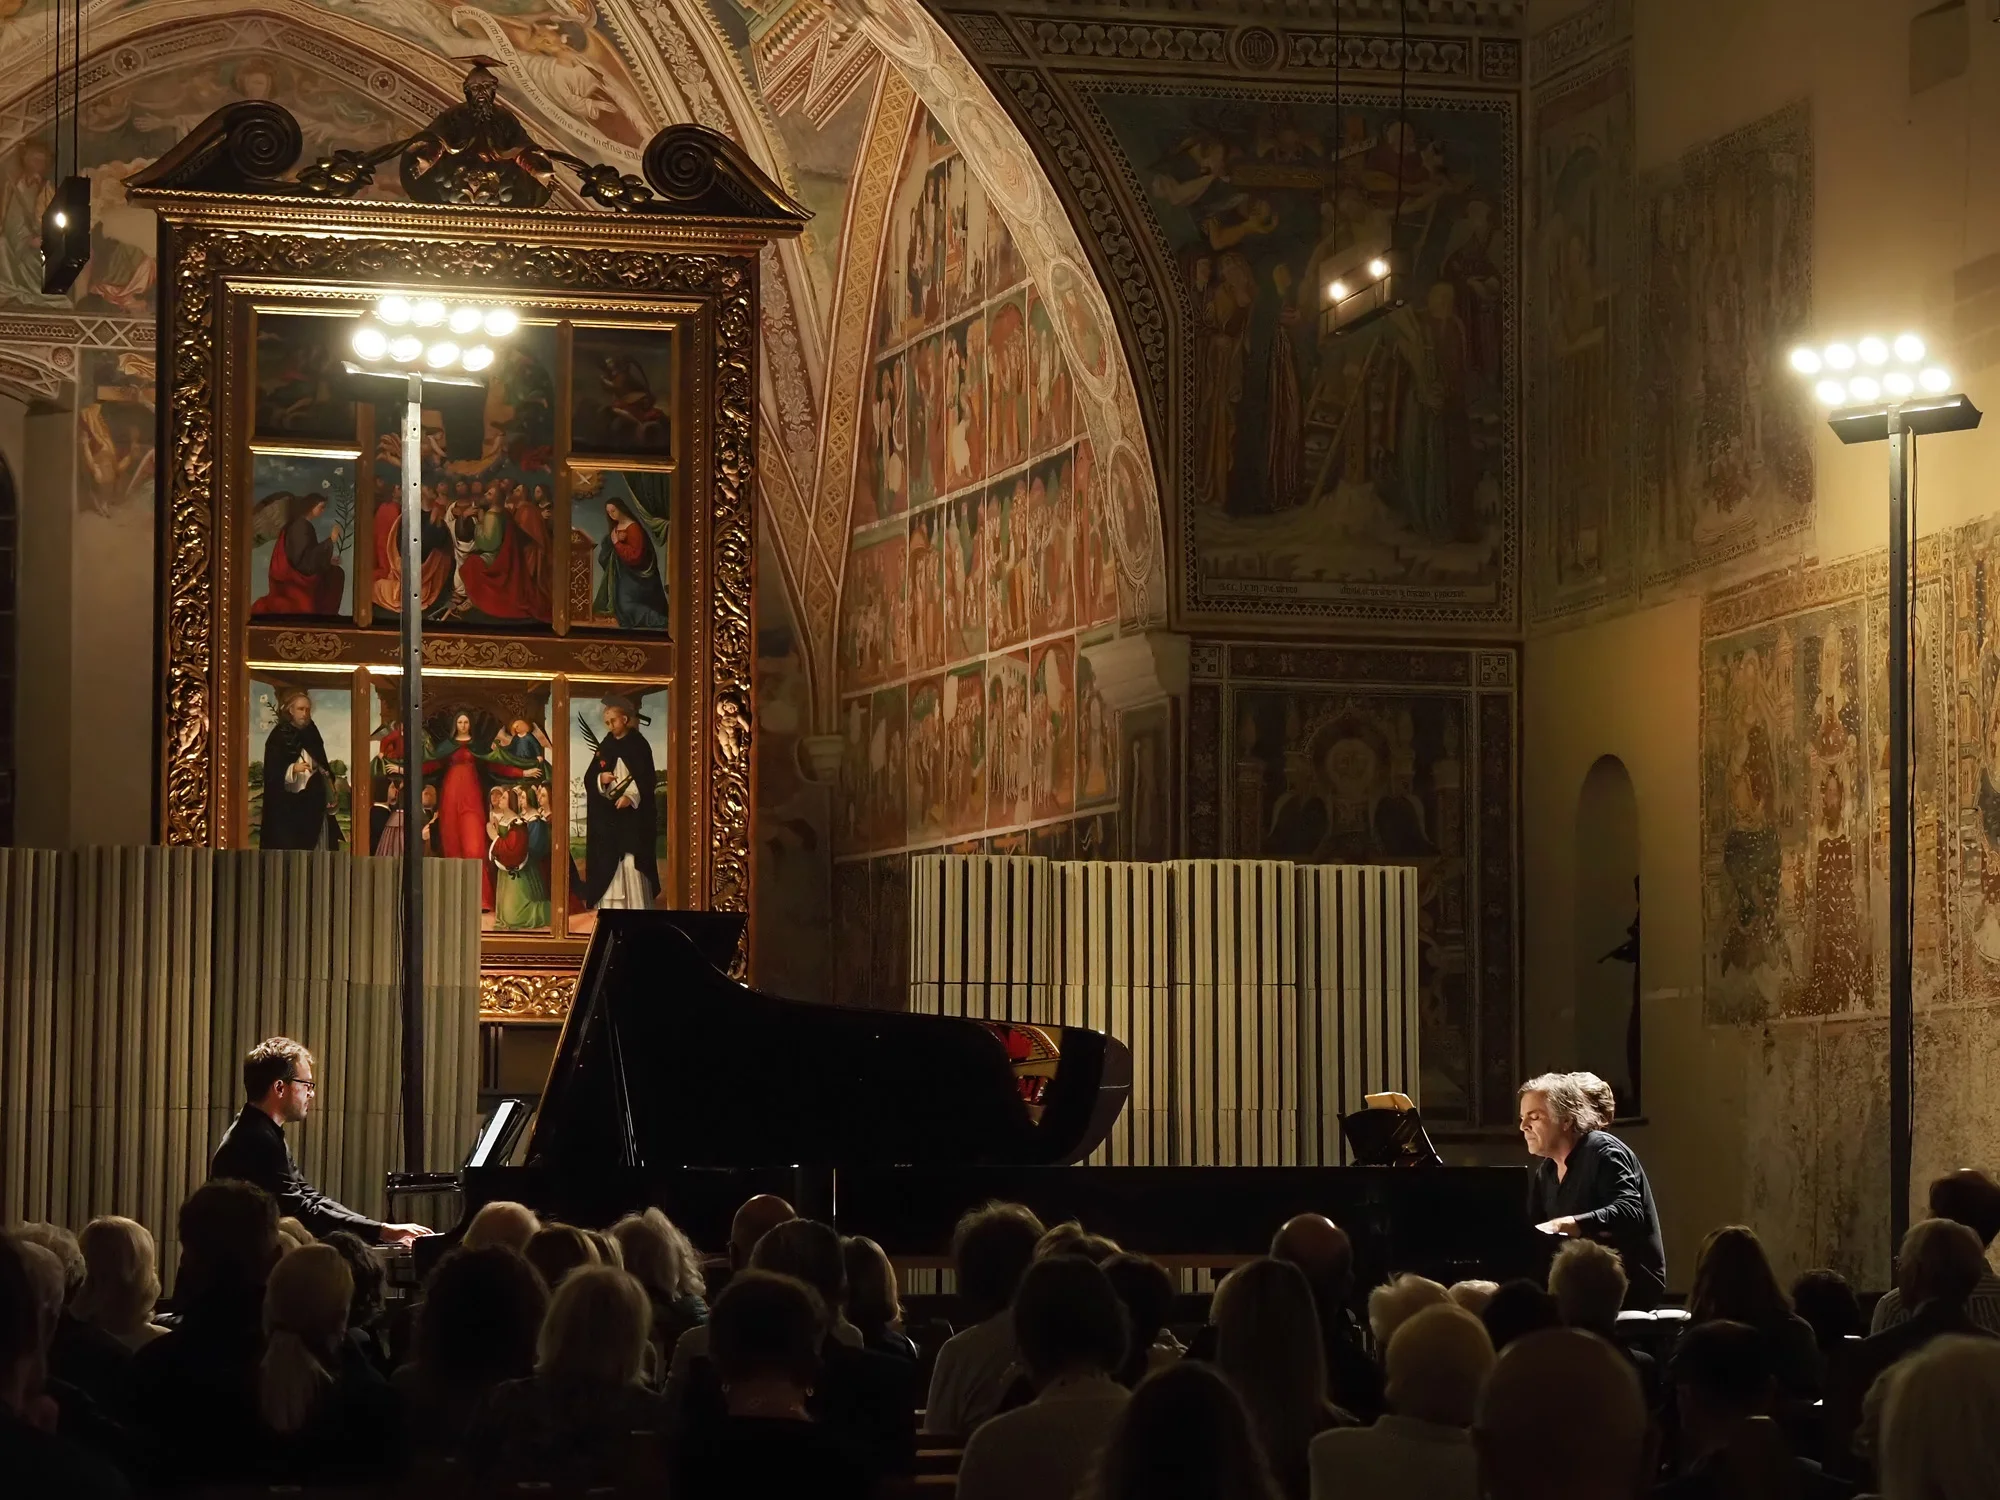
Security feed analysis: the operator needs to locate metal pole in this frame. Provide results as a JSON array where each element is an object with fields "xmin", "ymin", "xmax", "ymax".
[
  {"xmin": 1888, "ymin": 414, "xmax": 1912, "ymax": 1257},
  {"xmin": 399, "ymin": 373, "xmax": 427, "ymax": 1174}
]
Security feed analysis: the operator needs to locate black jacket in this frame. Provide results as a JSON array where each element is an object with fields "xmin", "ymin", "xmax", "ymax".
[
  {"xmin": 1527, "ymin": 1129, "xmax": 1667, "ymax": 1307},
  {"xmin": 209, "ymin": 1104, "xmax": 381, "ymax": 1240}
]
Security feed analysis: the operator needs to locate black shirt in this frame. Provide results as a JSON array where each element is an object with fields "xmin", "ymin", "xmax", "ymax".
[
  {"xmin": 672, "ymin": 1415, "xmax": 870, "ymax": 1500},
  {"xmin": 1527, "ymin": 1129, "xmax": 1667, "ymax": 1307},
  {"xmin": 209, "ymin": 1104, "xmax": 381, "ymax": 1240}
]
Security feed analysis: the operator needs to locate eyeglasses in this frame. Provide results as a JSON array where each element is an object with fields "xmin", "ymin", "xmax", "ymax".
[{"xmin": 284, "ymin": 1077, "xmax": 317, "ymax": 1095}]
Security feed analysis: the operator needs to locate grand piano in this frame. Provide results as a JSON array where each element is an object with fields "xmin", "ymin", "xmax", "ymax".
[{"xmin": 421, "ymin": 911, "xmax": 1547, "ymax": 1288}]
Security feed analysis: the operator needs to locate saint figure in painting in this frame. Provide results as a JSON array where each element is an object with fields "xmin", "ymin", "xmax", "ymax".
[
  {"xmin": 459, "ymin": 489, "xmax": 549, "ymax": 621},
  {"xmin": 597, "ymin": 356, "xmax": 670, "ymax": 450},
  {"xmin": 372, "ymin": 486, "xmax": 453, "ymax": 616},
  {"xmin": 261, "ymin": 689, "xmax": 341, "ymax": 851},
  {"xmin": 1798, "ymin": 763, "xmax": 1868, "ymax": 1016},
  {"xmin": 252, "ymin": 492, "xmax": 346, "ymax": 617},
  {"xmin": 596, "ymin": 496, "xmax": 670, "ymax": 630},
  {"xmin": 580, "ymin": 695, "xmax": 659, "ymax": 910},
  {"xmin": 370, "ymin": 776, "xmax": 405, "ymax": 856},
  {"xmin": 488, "ymin": 786, "xmax": 551, "ymax": 931},
  {"xmin": 425, "ymin": 711, "xmax": 545, "ymax": 907}
]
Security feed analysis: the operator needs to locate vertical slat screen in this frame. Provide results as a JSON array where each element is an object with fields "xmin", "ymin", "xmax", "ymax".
[{"xmin": 0, "ymin": 850, "xmax": 481, "ymax": 1282}]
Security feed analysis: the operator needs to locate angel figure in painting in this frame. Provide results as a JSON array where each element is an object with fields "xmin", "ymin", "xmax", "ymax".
[
  {"xmin": 579, "ymin": 695, "xmax": 659, "ymax": 911},
  {"xmin": 252, "ymin": 491, "xmax": 349, "ymax": 617},
  {"xmin": 596, "ymin": 494, "xmax": 670, "ymax": 630},
  {"xmin": 261, "ymin": 690, "xmax": 342, "ymax": 852}
]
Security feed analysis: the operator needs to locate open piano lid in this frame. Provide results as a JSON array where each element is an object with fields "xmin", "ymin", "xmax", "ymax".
[{"xmin": 526, "ymin": 911, "xmax": 1131, "ymax": 1171}]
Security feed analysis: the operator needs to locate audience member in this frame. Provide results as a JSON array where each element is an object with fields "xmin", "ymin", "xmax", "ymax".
[
  {"xmin": 465, "ymin": 1264, "xmax": 667, "ymax": 1485},
  {"xmin": 671, "ymin": 1270, "xmax": 868, "ymax": 1500},
  {"xmin": 461, "ymin": 1198, "xmax": 540, "ymax": 1253},
  {"xmin": 842, "ymin": 1235, "xmax": 917, "ymax": 1362},
  {"xmin": 1549, "ymin": 1240, "xmax": 1658, "ymax": 1403},
  {"xmin": 1309, "ymin": 1304, "xmax": 1492, "ymax": 1500},
  {"xmin": 1213, "ymin": 1257, "xmax": 1351, "ymax": 1500},
  {"xmin": 1791, "ymin": 1269, "xmax": 1865, "ymax": 1354},
  {"xmin": 706, "ymin": 1193, "xmax": 796, "ymax": 1300},
  {"xmin": 276, "ymin": 1217, "xmax": 313, "ymax": 1254},
  {"xmin": 925, "ymin": 1200, "xmax": 1044, "ymax": 1437},
  {"xmin": 523, "ymin": 1223, "xmax": 600, "ymax": 1289},
  {"xmin": 394, "ymin": 1245, "xmax": 547, "ymax": 1454},
  {"xmin": 322, "ymin": 1229, "xmax": 389, "ymax": 1373},
  {"xmin": 1104, "ymin": 1252, "xmax": 1180, "ymax": 1386},
  {"xmin": 20, "ymin": 1220, "xmax": 135, "ymax": 1425},
  {"xmin": 1448, "ymin": 1280, "xmax": 1499, "ymax": 1315},
  {"xmin": 135, "ymin": 1180, "xmax": 282, "ymax": 1487},
  {"xmin": 1038, "ymin": 1220, "xmax": 1123, "ymax": 1263},
  {"xmin": 1089, "ymin": 1360, "xmax": 1282, "ymax": 1500},
  {"xmin": 1687, "ymin": 1225, "xmax": 1822, "ymax": 1396},
  {"xmin": 1876, "ymin": 1333, "xmax": 2000, "ymax": 1500},
  {"xmin": 1474, "ymin": 1329, "xmax": 1651, "ymax": 1500},
  {"xmin": 72, "ymin": 1217, "xmax": 165, "ymax": 1351},
  {"xmin": 612, "ymin": 1208, "xmax": 709, "ymax": 1374},
  {"xmin": 14, "ymin": 1222, "xmax": 83, "ymax": 1300},
  {"xmin": 255, "ymin": 1241, "xmax": 404, "ymax": 1482},
  {"xmin": 0, "ymin": 1234, "xmax": 129, "ymax": 1499},
  {"xmin": 1869, "ymin": 1170, "xmax": 2000, "ymax": 1336},
  {"xmin": 958, "ymin": 1255, "xmax": 1130, "ymax": 1500},
  {"xmin": 1367, "ymin": 1272, "xmax": 1450, "ymax": 1349},
  {"xmin": 1480, "ymin": 1279, "xmax": 1560, "ymax": 1352},
  {"xmin": 17, "ymin": 1237, "xmax": 134, "ymax": 1473},
  {"xmin": 585, "ymin": 1227, "xmax": 624, "ymax": 1270},
  {"xmin": 1655, "ymin": 1319, "xmax": 1845, "ymax": 1500},
  {"xmin": 1269, "ymin": 1213, "xmax": 1384, "ymax": 1421}
]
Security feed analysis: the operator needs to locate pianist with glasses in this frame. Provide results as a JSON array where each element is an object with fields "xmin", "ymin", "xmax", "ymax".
[
  {"xmin": 1518, "ymin": 1071, "xmax": 1665, "ymax": 1309},
  {"xmin": 209, "ymin": 1036, "xmax": 431, "ymax": 1246}
]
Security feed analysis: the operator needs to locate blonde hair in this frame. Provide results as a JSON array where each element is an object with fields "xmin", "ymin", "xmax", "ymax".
[
  {"xmin": 610, "ymin": 1209, "xmax": 704, "ymax": 1303},
  {"xmin": 524, "ymin": 1224, "xmax": 600, "ymax": 1288},
  {"xmin": 537, "ymin": 1265, "xmax": 651, "ymax": 1387},
  {"xmin": 259, "ymin": 1244, "xmax": 352, "ymax": 1434},
  {"xmin": 1879, "ymin": 1334, "xmax": 2000, "ymax": 1500},
  {"xmin": 276, "ymin": 1218, "xmax": 313, "ymax": 1254},
  {"xmin": 1549, "ymin": 1241, "xmax": 1628, "ymax": 1332},
  {"xmin": 73, "ymin": 1216, "xmax": 161, "ymax": 1335},
  {"xmin": 463, "ymin": 1200, "xmax": 541, "ymax": 1254},
  {"xmin": 1447, "ymin": 1280, "xmax": 1499, "ymax": 1316},
  {"xmin": 1385, "ymin": 1304, "xmax": 1495, "ymax": 1427},
  {"xmin": 1368, "ymin": 1272, "xmax": 1450, "ymax": 1347}
]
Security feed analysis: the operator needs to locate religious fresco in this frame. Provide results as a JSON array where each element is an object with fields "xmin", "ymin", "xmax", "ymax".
[
  {"xmin": 1526, "ymin": 53, "xmax": 1634, "ymax": 622},
  {"xmin": 1637, "ymin": 102, "xmax": 1813, "ymax": 591},
  {"xmin": 248, "ymin": 453, "xmax": 358, "ymax": 622},
  {"xmin": 570, "ymin": 325, "xmax": 676, "ymax": 459},
  {"xmin": 570, "ymin": 469, "xmax": 671, "ymax": 632},
  {"xmin": 78, "ymin": 349, "xmax": 156, "ymax": 517},
  {"xmin": 256, "ymin": 314, "xmax": 359, "ymax": 443},
  {"xmin": 1188, "ymin": 644, "xmax": 1519, "ymax": 1128},
  {"xmin": 246, "ymin": 671, "xmax": 354, "ymax": 852},
  {"xmin": 1081, "ymin": 83, "xmax": 1517, "ymax": 627}
]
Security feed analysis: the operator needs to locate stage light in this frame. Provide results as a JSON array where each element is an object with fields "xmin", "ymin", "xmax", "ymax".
[
  {"xmin": 1848, "ymin": 375, "xmax": 1882, "ymax": 403},
  {"xmin": 460, "ymin": 345, "xmax": 494, "ymax": 372},
  {"xmin": 1921, "ymin": 366, "xmax": 1953, "ymax": 393},
  {"xmin": 1859, "ymin": 336, "xmax": 1889, "ymax": 367},
  {"xmin": 1367, "ymin": 257, "xmax": 1389, "ymax": 278},
  {"xmin": 1895, "ymin": 333, "xmax": 1926, "ymax": 363},
  {"xmin": 1825, "ymin": 342, "xmax": 1856, "ymax": 370},
  {"xmin": 52, "ymin": 212, "xmax": 66, "ymax": 228},
  {"xmin": 1328, "ymin": 281, "xmax": 1346, "ymax": 301},
  {"xmin": 378, "ymin": 295, "xmax": 412, "ymax": 326},
  {"xmin": 1883, "ymin": 371, "xmax": 1915, "ymax": 398},
  {"xmin": 483, "ymin": 308, "xmax": 519, "ymax": 338},
  {"xmin": 352, "ymin": 326, "xmax": 388, "ymax": 361},
  {"xmin": 424, "ymin": 341, "xmax": 459, "ymax": 369},
  {"xmin": 389, "ymin": 335, "xmax": 423, "ymax": 363},
  {"xmin": 1790, "ymin": 347, "xmax": 1823, "ymax": 375},
  {"xmin": 411, "ymin": 298, "xmax": 446, "ymax": 328},
  {"xmin": 1815, "ymin": 379, "xmax": 1849, "ymax": 407},
  {"xmin": 448, "ymin": 305, "xmax": 483, "ymax": 335}
]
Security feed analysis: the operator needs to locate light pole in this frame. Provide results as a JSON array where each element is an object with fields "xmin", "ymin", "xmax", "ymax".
[
  {"xmin": 1788, "ymin": 334, "xmax": 1980, "ymax": 1258},
  {"xmin": 344, "ymin": 293, "xmax": 517, "ymax": 1172}
]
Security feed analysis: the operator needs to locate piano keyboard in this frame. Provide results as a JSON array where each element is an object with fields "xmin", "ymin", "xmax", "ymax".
[{"xmin": 910, "ymin": 855, "xmax": 1422, "ymax": 1170}]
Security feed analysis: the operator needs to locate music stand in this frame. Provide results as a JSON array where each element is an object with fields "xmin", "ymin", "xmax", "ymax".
[{"xmin": 1340, "ymin": 1091, "xmax": 1444, "ymax": 1167}]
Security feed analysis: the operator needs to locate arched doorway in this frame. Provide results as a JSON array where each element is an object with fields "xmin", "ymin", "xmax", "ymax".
[{"xmin": 1575, "ymin": 754, "xmax": 1639, "ymax": 1116}]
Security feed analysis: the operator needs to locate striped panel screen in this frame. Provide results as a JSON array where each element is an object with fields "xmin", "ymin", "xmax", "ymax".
[{"xmin": 0, "ymin": 849, "xmax": 483, "ymax": 1280}]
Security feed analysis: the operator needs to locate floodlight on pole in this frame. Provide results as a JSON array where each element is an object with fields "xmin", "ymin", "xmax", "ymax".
[
  {"xmin": 343, "ymin": 291, "xmax": 517, "ymax": 1174},
  {"xmin": 1786, "ymin": 332, "xmax": 1980, "ymax": 1262}
]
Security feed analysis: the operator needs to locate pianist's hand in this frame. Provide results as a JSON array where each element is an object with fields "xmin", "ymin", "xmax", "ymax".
[
  {"xmin": 378, "ymin": 1222, "xmax": 433, "ymax": 1245},
  {"xmin": 1535, "ymin": 1217, "xmax": 1580, "ymax": 1237}
]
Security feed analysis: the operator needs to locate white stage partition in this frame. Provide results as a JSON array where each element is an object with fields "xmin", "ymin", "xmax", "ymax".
[{"xmin": 910, "ymin": 855, "xmax": 1421, "ymax": 1169}]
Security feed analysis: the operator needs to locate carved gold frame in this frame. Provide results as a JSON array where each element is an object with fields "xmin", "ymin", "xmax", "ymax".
[{"xmin": 143, "ymin": 195, "xmax": 763, "ymax": 1015}]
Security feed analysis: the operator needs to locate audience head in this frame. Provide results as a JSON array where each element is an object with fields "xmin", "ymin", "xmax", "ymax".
[
  {"xmin": 1367, "ymin": 1271, "xmax": 1449, "ymax": 1347},
  {"xmin": 463, "ymin": 1199, "xmax": 541, "ymax": 1254},
  {"xmin": 523, "ymin": 1223, "xmax": 600, "ymax": 1289},
  {"xmin": 1213, "ymin": 1257, "xmax": 1330, "ymax": 1468},
  {"xmin": 13, "ymin": 1241, "xmax": 63, "ymax": 1350},
  {"xmin": 1385, "ymin": 1303, "xmax": 1494, "ymax": 1428},
  {"xmin": 12, "ymin": 1223, "xmax": 82, "ymax": 1305},
  {"xmin": 1037, "ymin": 1220, "xmax": 1121, "ymax": 1263},
  {"xmin": 841, "ymin": 1235, "xmax": 900, "ymax": 1339},
  {"xmin": 177, "ymin": 1179, "xmax": 281, "ymax": 1298},
  {"xmin": 749, "ymin": 1217, "xmax": 847, "ymax": 1323},
  {"xmin": 1928, "ymin": 1169, "xmax": 2000, "ymax": 1249},
  {"xmin": 73, "ymin": 1215, "xmax": 161, "ymax": 1337},
  {"xmin": 244, "ymin": 1035, "xmax": 315, "ymax": 1122},
  {"xmin": 259, "ymin": 1242, "xmax": 352, "ymax": 1434},
  {"xmin": 1091, "ymin": 1360, "xmax": 1282, "ymax": 1500},
  {"xmin": 583, "ymin": 1228, "xmax": 623, "ymax": 1270},
  {"xmin": 1549, "ymin": 1240, "xmax": 1628, "ymax": 1334},
  {"xmin": 1669, "ymin": 1319, "xmax": 1772, "ymax": 1453},
  {"xmin": 1688, "ymin": 1224, "xmax": 1790, "ymax": 1326},
  {"xmin": 1896, "ymin": 1216, "xmax": 1988, "ymax": 1309},
  {"xmin": 709, "ymin": 1271, "xmax": 824, "ymax": 1411},
  {"xmin": 1269, "ymin": 1213, "xmax": 1354, "ymax": 1306},
  {"xmin": 610, "ymin": 1208, "xmax": 704, "ymax": 1307},
  {"xmin": 323, "ymin": 1229, "xmax": 384, "ymax": 1334},
  {"xmin": 1480, "ymin": 1279, "xmax": 1560, "ymax": 1352},
  {"xmin": 1448, "ymin": 1279, "xmax": 1499, "ymax": 1315},
  {"xmin": 1103, "ymin": 1253, "xmax": 1176, "ymax": 1386},
  {"xmin": 0, "ymin": 1236, "xmax": 47, "ymax": 1415},
  {"xmin": 1013, "ymin": 1253, "xmax": 1128, "ymax": 1385},
  {"xmin": 1789, "ymin": 1268, "xmax": 1862, "ymax": 1348},
  {"xmin": 950, "ymin": 1200, "xmax": 1045, "ymax": 1321},
  {"xmin": 276, "ymin": 1217, "xmax": 313, "ymax": 1254},
  {"xmin": 1475, "ymin": 1329, "xmax": 1649, "ymax": 1500},
  {"xmin": 1518, "ymin": 1072, "xmax": 1608, "ymax": 1158},
  {"xmin": 1878, "ymin": 1333, "xmax": 2000, "ymax": 1500},
  {"xmin": 537, "ymin": 1265, "xmax": 651, "ymax": 1388},
  {"xmin": 415, "ymin": 1245, "xmax": 548, "ymax": 1389},
  {"xmin": 727, "ymin": 1193, "xmax": 797, "ymax": 1269}
]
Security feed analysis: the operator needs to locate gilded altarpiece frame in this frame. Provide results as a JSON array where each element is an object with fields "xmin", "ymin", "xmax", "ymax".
[{"xmin": 131, "ymin": 100, "xmax": 806, "ymax": 1020}]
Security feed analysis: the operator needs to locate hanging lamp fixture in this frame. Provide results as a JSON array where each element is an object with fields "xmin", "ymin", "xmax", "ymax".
[{"xmin": 41, "ymin": 0, "xmax": 91, "ymax": 294}]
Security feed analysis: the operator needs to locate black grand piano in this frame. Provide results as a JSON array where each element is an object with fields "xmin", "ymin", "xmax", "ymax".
[{"xmin": 420, "ymin": 911, "xmax": 1545, "ymax": 1288}]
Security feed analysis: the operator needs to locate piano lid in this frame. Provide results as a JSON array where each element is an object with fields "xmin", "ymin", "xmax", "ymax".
[{"xmin": 526, "ymin": 911, "xmax": 1131, "ymax": 1171}]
